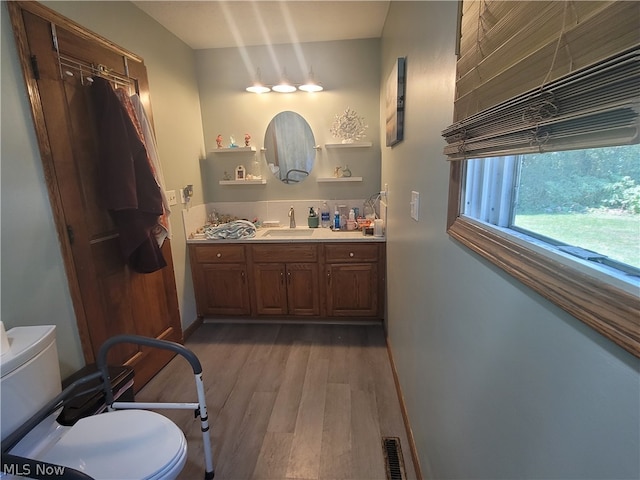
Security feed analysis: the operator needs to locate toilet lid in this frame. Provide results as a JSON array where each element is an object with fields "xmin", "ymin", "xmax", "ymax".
[{"xmin": 39, "ymin": 409, "xmax": 186, "ymax": 480}]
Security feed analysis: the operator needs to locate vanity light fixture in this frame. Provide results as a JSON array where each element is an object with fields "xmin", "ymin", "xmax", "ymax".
[
  {"xmin": 272, "ymin": 70, "xmax": 297, "ymax": 93},
  {"xmin": 245, "ymin": 68, "xmax": 271, "ymax": 94},
  {"xmin": 298, "ymin": 67, "xmax": 323, "ymax": 92},
  {"xmin": 245, "ymin": 67, "xmax": 324, "ymax": 93}
]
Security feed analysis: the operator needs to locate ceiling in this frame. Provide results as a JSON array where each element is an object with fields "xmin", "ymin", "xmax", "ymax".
[{"xmin": 132, "ymin": 1, "xmax": 391, "ymax": 50}]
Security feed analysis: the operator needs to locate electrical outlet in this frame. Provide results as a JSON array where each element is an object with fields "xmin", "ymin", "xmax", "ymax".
[
  {"xmin": 165, "ymin": 190, "xmax": 178, "ymax": 206},
  {"xmin": 179, "ymin": 188, "xmax": 186, "ymax": 204}
]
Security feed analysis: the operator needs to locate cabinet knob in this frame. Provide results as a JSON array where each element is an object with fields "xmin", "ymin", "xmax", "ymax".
[
  {"xmin": 216, "ymin": 252, "xmax": 222, "ymax": 258},
  {"xmin": 349, "ymin": 252, "xmax": 354, "ymax": 257}
]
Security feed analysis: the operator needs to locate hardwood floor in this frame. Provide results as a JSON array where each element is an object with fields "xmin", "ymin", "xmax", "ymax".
[{"xmin": 136, "ymin": 322, "xmax": 417, "ymax": 480}]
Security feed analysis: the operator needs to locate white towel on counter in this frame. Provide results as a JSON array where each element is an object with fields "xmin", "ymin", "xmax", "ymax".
[{"xmin": 204, "ymin": 220, "xmax": 256, "ymax": 240}]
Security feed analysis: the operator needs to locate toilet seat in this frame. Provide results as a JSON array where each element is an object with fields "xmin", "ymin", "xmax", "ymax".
[{"xmin": 38, "ymin": 409, "xmax": 187, "ymax": 480}]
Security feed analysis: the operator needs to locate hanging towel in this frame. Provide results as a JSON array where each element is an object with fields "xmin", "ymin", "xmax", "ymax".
[
  {"xmin": 90, "ymin": 76, "xmax": 166, "ymax": 273},
  {"xmin": 129, "ymin": 93, "xmax": 171, "ymax": 246},
  {"xmin": 204, "ymin": 220, "xmax": 257, "ymax": 240}
]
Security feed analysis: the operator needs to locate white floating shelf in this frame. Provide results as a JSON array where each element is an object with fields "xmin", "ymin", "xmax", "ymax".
[
  {"xmin": 219, "ymin": 179, "xmax": 266, "ymax": 185},
  {"xmin": 211, "ymin": 146, "xmax": 256, "ymax": 154},
  {"xmin": 317, "ymin": 177, "xmax": 363, "ymax": 183},
  {"xmin": 324, "ymin": 142, "xmax": 372, "ymax": 149}
]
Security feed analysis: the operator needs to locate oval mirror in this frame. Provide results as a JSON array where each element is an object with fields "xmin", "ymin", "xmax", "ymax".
[{"xmin": 264, "ymin": 111, "xmax": 315, "ymax": 184}]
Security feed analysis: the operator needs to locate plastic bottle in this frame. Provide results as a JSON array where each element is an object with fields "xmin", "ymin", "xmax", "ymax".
[
  {"xmin": 334, "ymin": 209, "xmax": 340, "ymax": 230},
  {"xmin": 320, "ymin": 201, "xmax": 331, "ymax": 228},
  {"xmin": 347, "ymin": 208, "xmax": 356, "ymax": 230}
]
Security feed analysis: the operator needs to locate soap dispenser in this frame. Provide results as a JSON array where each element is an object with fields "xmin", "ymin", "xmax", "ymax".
[{"xmin": 308, "ymin": 207, "xmax": 319, "ymax": 228}]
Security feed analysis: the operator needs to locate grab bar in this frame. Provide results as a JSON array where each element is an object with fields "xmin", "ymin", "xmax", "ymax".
[{"xmin": 96, "ymin": 335, "xmax": 215, "ymax": 480}]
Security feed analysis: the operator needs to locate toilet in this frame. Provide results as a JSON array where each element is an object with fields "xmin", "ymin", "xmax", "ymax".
[{"xmin": 1, "ymin": 325, "xmax": 187, "ymax": 480}]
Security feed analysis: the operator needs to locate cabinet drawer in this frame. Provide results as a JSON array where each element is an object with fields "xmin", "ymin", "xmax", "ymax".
[
  {"xmin": 324, "ymin": 243, "xmax": 379, "ymax": 263},
  {"xmin": 252, "ymin": 244, "xmax": 318, "ymax": 263},
  {"xmin": 193, "ymin": 244, "xmax": 246, "ymax": 263}
]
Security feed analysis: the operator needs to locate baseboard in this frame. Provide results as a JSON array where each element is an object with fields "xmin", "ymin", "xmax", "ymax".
[
  {"xmin": 182, "ymin": 316, "xmax": 204, "ymax": 341},
  {"xmin": 385, "ymin": 337, "xmax": 423, "ymax": 480}
]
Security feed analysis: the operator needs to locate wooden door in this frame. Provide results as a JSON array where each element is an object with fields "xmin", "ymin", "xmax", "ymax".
[
  {"xmin": 326, "ymin": 263, "xmax": 379, "ymax": 317},
  {"xmin": 286, "ymin": 263, "xmax": 320, "ymax": 316},
  {"xmin": 253, "ymin": 263, "xmax": 288, "ymax": 315},
  {"xmin": 8, "ymin": 2, "xmax": 182, "ymax": 389},
  {"xmin": 196, "ymin": 263, "xmax": 251, "ymax": 316}
]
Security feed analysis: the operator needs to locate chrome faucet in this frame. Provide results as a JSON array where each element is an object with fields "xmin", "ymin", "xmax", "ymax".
[{"xmin": 288, "ymin": 206, "xmax": 296, "ymax": 228}]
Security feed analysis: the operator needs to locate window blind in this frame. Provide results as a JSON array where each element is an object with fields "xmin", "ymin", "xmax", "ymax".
[{"xmin": 442, "ymin": 0, "xmax": 640, "ymax": 160}]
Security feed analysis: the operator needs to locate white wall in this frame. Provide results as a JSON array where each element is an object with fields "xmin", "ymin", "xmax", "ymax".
[
  {"xmin": 380, "ymin": 2, "xmax": 639, "ymax": 478},
  {"xmin": 195, "ymin": 39, "xmax": 381, "ymax": 204},
  {"xmin": 1, "ymin": 0, "xmax": 206, "ymax": 376}
]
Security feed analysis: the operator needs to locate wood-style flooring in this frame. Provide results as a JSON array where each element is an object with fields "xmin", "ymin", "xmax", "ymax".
[{"xmin": 136, "ymin": 322, "xmax": 417, "ymax": 480}]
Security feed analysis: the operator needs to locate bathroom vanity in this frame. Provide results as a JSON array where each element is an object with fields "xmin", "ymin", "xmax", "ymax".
[{"xmin": 188, "ymin": 230, "xmax": 385, "ymax": 322}]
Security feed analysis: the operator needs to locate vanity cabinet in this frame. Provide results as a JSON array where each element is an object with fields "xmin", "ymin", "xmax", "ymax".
[
  {"xmin": 323, "ymin": 243, "xmax": 384, "ymax": 317},
  {"xmin": 251, "ymin": 244, "xmax": 320, "ymax": 316},
  {"xmin": 188, "ymin": 240, "xmax": 384, "ymax": 321},
  {"xmin": 189, "ymin": 244, "xmax": 251, "ymax": 316}
]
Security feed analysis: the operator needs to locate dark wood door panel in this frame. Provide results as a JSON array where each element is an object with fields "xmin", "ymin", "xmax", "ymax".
[
  {"xmin": 287, "ymin": 263, "xmax": 320, "ymax": 316},
  {"xmin": 198, "ymin": 264, "xmax": 250, "ymax": 315},
  {"xmin": 327, "ymin": 263, "xmax": 378, "ymax": 317}
]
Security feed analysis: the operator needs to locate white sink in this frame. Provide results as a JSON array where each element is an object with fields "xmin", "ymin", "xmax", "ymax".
[{"xmin": 263, "ymin": 229, "xmax": 315, "ymax": 237}]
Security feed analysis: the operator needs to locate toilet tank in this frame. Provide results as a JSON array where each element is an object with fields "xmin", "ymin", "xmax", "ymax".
[{"xmin": 1, "ymin": 325, "xmax": 62, "ymax": 442}]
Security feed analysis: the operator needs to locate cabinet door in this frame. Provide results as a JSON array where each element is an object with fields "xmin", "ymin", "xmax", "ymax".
[
  {"xmin": 326, "ymin": 263, "xmax": 379, "ymax": 317},
  {"xmin": 253, "ymin": 263, "xmax": 288, "ymax": 315},
  {"xmin": 286, "ymin": 263, "xmax": 320, "ymax": 316},
  {"xmin": 196, "ymin": 263, "xmax": 251, "ymax": 315}
]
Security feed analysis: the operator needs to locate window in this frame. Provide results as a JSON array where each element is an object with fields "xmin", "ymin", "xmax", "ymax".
[
  {"xmin": 444, "ymin": 1, "xmax": 640, "ymax": 357},
  {"xmin": 464, "ymin": 145, "xmax": 640, "ymax": 279}
]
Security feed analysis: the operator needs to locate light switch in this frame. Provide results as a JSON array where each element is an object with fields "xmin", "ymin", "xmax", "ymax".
[
  {"xmin": 410, "ymin": 191, "xmax": 419, "ymax": 221},
  {"xmin": 165, "ymin": 190, "xmax": 178, "ymax": 206}
]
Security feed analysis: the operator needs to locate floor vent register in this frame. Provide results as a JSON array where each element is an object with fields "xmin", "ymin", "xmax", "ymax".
[{"xmin": 382, "ymin": 436, "xmax": 407, "ymax": 480}]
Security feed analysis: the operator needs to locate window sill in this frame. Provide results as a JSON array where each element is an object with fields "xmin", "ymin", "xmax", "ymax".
[{"xmin": 447, "ymin": 216, "xmax": 640, "ymax": 357}]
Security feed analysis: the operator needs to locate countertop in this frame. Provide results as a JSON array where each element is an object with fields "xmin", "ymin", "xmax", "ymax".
[{"xmin": 187, "ymin": 226, "xmax": 385, "ymax": 244}]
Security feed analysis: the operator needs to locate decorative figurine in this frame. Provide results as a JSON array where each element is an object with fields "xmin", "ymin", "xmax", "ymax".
[
  {"xmin": 334, "ymin": 166, "xmax": 343, "ymax": 178},
  {"xmin": 244, "ymin": 133, "xmax": 251, "ymax": 147},
  {"xmin": 229, "ymin": 135, "xmax": 238, "ymax": 148},
  {"xmin": 216, "ymin": 134, "xmax": 223, "ymax": 149},
  {"xmin": 330, "ymin": 107, "xmax": 368, "ymax": 144}
]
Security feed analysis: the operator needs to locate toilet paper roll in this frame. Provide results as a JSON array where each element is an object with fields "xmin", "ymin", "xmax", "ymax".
[{"xmin": 0, "ymin": 321, "xmax": 10, "ymax": 356}]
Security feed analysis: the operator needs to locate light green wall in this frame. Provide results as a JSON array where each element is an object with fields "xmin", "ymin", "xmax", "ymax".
[
  {"xmin": 195, "ymin": 39, "xmax": 381, "ymax": 203},
  {"xmin": 1, "ymin": 3, "xmax": 85, "ymax": 377},
  {"xmin": 380, "ymin": 2, "xmax": 639, "ymax": 478}
]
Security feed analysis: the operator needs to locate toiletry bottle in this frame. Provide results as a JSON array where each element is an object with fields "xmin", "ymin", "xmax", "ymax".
[
  {"xmin": 308, "ymin": 207, "xmax": 319, "ymax": 228},
  {"xmin": 334, "ymin": 209, "xmax": 340, "ymax": 230},
  {"xmin": 347, "ymin": 208, "xmax": 356, "ymax": 230},
  {"xmin": 320, "ymin": 201, "xmax": 331, "ymax": 228}
]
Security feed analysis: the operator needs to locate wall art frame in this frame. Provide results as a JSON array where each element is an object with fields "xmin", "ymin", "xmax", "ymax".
[{"xmin": 385, "ymin": 56, "xmax": 406, "ymax": 147}]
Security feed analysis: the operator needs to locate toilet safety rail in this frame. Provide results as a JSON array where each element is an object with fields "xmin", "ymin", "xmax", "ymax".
[
  {"xmin": 1, "ymin": 335, "xmax": 215, "ymax": 480},
  {"xmin": 96, "ymin": 335, "xmax": 215, "ymax": 479}
]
